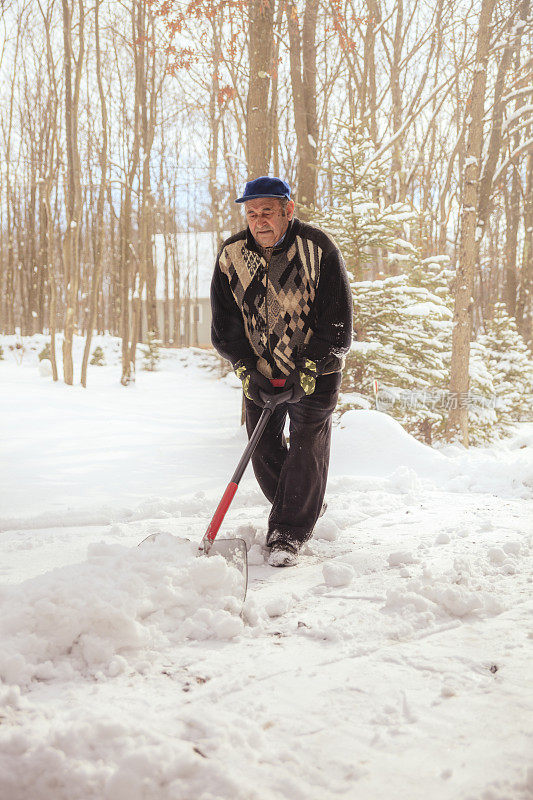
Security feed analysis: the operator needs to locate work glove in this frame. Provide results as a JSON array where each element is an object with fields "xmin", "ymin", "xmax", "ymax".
[
  {"xmin": 234, "ymin": 360, "xmax": 274, "ymax": 407},
  {"xmin": 283, "ymin": 359, "xmax": 317, "ymax": 403}
]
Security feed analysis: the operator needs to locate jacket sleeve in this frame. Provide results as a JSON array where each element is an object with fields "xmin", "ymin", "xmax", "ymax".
[
  {"xmin": 210, "ymin": 254, "xmax": 257, "ymax": 367},
  {"xmin": 300, "ymin": 247, "xmax": 353, "ymax": 374}
]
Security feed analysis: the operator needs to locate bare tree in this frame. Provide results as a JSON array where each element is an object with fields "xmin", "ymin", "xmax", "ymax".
[
  {"xmin": 0, "ymin": 8, "xmax": 22, "ymax": 334},
  {"xmin": 516, "ymin": 151, "xmax": 533, "ymax": 346},
  {"xmin": 446, "ymin": 0, "xmax": 496, "ymax": 444},
  {"xmin": 119, "ymin": 0, "xmax": 142, "ymax": 385},
  {"xmin": 81, "ymin": 0, "xmax": 107, "ymax": 387},
  {"xmin": 247, "ymin": 0, "xmax": 275, "ymax": 176},
  {"xmin": 286, "ymin": 0, "xmax": 319, "ymax": 212},
  {"xmin": 61, "ymin": 0, "xmax": 85, "ymax": 385}
]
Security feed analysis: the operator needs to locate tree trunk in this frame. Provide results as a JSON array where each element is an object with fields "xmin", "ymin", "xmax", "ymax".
[
  {"xmin": 476, "ymin": 3, "xmax": 525, "ymax": 242},
  {"xmin": 389, "ymin": 0, "xmax": 404, "ymax": 204},
  {"xmin": 446, "ymin": 0, "xmax": 496, "ymax": 444},
  {"xmin": 209, "ymin": 17, "xmax": 223, "ymax": 245},
  {"xmin": 81, "ymin": 0, "xmax": 108, "ymax": 387},
  {"xmin": 246, "ymin": 0, "xmax": 274, "ymax": 177},
  {"xmin": 503, "ymin": 0, "xmax": 530, "ymax": 317},
  {"xmin": 516, "ymin": 152, "xmax": 533, "ymax": 347},
  {"xmin": 142, "ymin": 6, "xmax": 158, "ymax": 339},
  {"xmin": 4, "ymin": 189, "xmax": 15, "ymax": 334},
  {"xmin": 504, "ymin": 180, "xmax": 519, "ymax": 317},
  {"xmin": 286, "ymin": 0, "xmax": 319, "ymax": 213},
  {"xmin": 120, "ymin": 1, "xmax": 142, "ymax": 385},
  {"xmin": 362, "ymin": 0, "xmax": 380, "ymax": 146},
  {"xmin": 49, "ymin": 252, "xmax": 59, "ymax": 382},
  {"xmin": 61, "ymin": 0, "xmax": 84, "ymax": 385},
  {"xmin": 270, "ymin": 2, "xmax": 284, "ymax": 178}
]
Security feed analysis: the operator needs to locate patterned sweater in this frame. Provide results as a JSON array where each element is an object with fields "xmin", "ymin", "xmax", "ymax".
[{"xmin": 210, "ymin": 217, "xmax": 353, "ymax": 379}]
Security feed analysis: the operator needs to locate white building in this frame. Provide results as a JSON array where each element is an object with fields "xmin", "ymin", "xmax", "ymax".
[{"xmin": 142, "ymin": 231, "xmax": 223, "ymax": 347}]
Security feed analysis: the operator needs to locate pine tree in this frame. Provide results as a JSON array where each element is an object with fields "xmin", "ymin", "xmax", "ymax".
[
  {"xmin": 89, "ymin": 346, "xmax": 106, "ymax": 366},
  {"xmin": 339, "ymin": 246, "xmax": 502, "ymax": 444},
  {"xmin": 341, "ymin": 273, "xmax": 522, "ymax": 445},
  {"xmin": 38, "ymin": 343, "xmax": 51, "ymax": 362},
  {"xmin": 464, "ymin": 341, "xmax": 498, "ymax": 444},
  {"xmin": 142, "ymin": 331, "xmax": 162, "ymax": 371},
  {"xmin": 320, "ymin": 128, "xmax": 458, "ymax": 443},
  {"xmin": 317, "ymin": 123, "xmax": 523, "ymax": 446},
  {"xmin": 477, "ymin": 303, "xmax": 533, "ymax": 435},
  {"xmin": 310, "ymin": 123, "xmax": 418, "ymax": 280},
  {"xmin": 342, "ymin": 261, "xmax": 455, "ymax": 443}
]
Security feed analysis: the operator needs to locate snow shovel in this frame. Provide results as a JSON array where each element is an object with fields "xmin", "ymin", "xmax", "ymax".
[
  {"xmin": 198, "ymin": 384, "xmax": 293, "ymax": 600},
  {"xmin": 140, "ymin": 383, "xmax": 293, "ymax": 604}
]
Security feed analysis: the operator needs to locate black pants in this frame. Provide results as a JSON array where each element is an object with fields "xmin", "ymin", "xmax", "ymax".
[{"xmin": 245, "ymin": 373, "xmax": 341, "ymax": 545}]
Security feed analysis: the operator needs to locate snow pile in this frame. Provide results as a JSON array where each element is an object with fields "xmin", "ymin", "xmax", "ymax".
[
  {"xmin": 386, "ymin": 579, "xmax": 503, "ymax": 622},
  {"xmin": 0, "ymin": 692, "xmax": 252, "ymax": 800},
  {"xmin": 334, "ymin": 409, "xmax": 449, "ymax": 482},
  {"xmin": 0, "ymin": 535, "xmax": 244, "ymax": 687},
  {"xmin": 322, "ymin": 562, "xmax": 354, "ymax": 587},
  {"xmin": 388, "ymin": 550, "xmax": 419, "ymax": 567},
  {"xmin": 384, "ymin": 558, "xmax": 505, "ymax": 634},
  {"xmin": 314, "ymin": 518, "xmax": 340, "ymax": 541},
  {"xmin": 333, "ymin": 409, "xmax": 533, "ymax": 498},
  {"xmin": 264, "ymin": 594, "xmax": 295, "ymax": 617},
  {"xmin": 440, "ymin": 432, "xmax": 533, "ymax": 497},
  {"xmin": 38, "ymin": 358, "xmax": 53, "ymax": 377}
]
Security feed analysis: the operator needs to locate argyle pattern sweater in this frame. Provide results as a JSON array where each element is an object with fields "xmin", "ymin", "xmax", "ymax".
[{"xmin": 210, "ymin": 217, "xmax": 353, "ymax": 379}]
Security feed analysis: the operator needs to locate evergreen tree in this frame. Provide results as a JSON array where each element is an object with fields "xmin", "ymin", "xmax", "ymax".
[
  {"xmin": 310, "ymin": 123, "xmax": 418, "ymax": 280},
  {"xmin": 90, "ymin": 346, "xmax": 106, "ymax": 366},
  {"xmin": 341, "ymin": 273, "xmax": 522, "ymax": 444},
  {"xmin": 341, "ymin": 260, "xmax": 455, "ymax": 443},
  {"xmin": 464, "ymin": 341, "xmax": 498, "ymax": 444},
  {"xmin": 316, "ymin": 123, "xmax": 527, "ymax": 445},
  {"xmin": 477, "ymin": 303, "xmax": 533, "ymax": 435},
  {"xmin": 38, "ymin": 343, "xmax": 51, "ymax": 362},
  {"xmin": 142, "ymin": 331, "xmax": 162, "ymax": 371}
]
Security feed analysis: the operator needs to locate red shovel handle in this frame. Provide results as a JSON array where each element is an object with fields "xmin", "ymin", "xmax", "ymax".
[
  {"xmin": 203, "ymin": 481, "xmax": 238, "ymax": 545},
  {"xmin": 201, "ymin": 381, "xmax": 292, "ymax": 553}
]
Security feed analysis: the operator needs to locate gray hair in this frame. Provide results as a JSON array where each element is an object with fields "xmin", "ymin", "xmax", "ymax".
[{"xmin": 243, "ymin": 196, "xmax": 290, "ymax": 214}]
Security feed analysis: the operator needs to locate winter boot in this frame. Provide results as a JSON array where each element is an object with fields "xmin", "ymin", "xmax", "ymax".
[{"xmin": 267, "ymin": 531, "xmax": 300, "ymax": 567}]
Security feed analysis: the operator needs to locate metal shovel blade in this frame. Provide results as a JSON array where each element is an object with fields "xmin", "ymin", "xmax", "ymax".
[{"xmin": 205, "ymin": 537, "xmax": 248, "ymax": 604}]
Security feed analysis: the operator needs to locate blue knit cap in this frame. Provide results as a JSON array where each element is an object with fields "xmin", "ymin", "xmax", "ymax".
[{"xmin": 235, "ymin": 176, "xmax": 291, "ymax": 204}]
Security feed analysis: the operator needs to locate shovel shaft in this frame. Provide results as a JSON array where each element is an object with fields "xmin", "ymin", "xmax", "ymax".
[
  {"xmin": 202, "ymin": 406, "xmax": 272, "ymax": 550},
  {"xmin": 201, "ymin": 385, "xmax": 293, "ymax": 552},
  {"xmin": 230, "ymin": 404, "xmax": 273, "ymax": 484},
  {"xmin": 203, "ymin": 481, "xmax": 239, "ymax": 545}
]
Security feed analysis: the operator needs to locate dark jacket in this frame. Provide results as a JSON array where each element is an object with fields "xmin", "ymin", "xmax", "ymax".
[{"xmin": 210, "ymin": 217, "xmax": 353, "ymax": 379}]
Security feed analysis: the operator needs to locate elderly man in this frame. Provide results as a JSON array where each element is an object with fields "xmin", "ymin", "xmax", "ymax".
[{"xmin": 211, "ymin": 176, "xmax": 352, "ymax": 567}]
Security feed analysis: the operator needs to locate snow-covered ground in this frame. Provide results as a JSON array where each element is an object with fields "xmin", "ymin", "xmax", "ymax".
[{"xmin": 1, "ymin": 335, "xmax": 532, "ymax": 800}]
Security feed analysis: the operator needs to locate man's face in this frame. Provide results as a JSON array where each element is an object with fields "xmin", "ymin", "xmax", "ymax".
[{"xmin": 245, "ymin": 197, "xmax": 295, "ymax": 247}]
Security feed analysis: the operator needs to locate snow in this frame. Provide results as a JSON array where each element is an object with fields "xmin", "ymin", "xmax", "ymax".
[
  {"xmin": 334, "ymin": 409, "xmax": 450, "ymax": 482},
  {"xmin": 0, "ymin": 537, "xmax": 244, "ymax": 687},
  {"xmin": 38, "ymin": 358, "xmax": 53, "ymax": 376},
  {"xmin": 0, "ymin": 334, "xmax": 532, "ymax": 800},
  {"xmin": 322, "ymin": 561, "xmax": 354, "ymax": 587},
  {"xmin": 402, "ymin": 301, "xmax": 453, "ymax": 318},
  {"xmin": 502, "ymin": 104, "xmax": 533, "ymax": 133}
]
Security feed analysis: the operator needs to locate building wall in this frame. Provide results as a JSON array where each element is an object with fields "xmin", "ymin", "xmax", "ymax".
[{"xmin": 140, "ymin": 298, "xmax": 212, "ymax": 347}]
